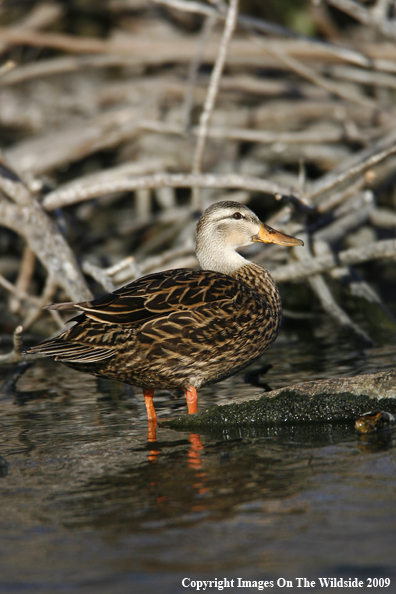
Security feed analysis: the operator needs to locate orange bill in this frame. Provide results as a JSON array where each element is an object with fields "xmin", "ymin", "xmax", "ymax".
[{"xmin": 253, "ymin": 222, "xmax": 304, "ymax": 246}]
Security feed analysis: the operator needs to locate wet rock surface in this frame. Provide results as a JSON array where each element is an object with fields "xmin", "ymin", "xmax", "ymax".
[{"xmin": 164, "ymin": 370, "xmax": 396, "ymax": 429}]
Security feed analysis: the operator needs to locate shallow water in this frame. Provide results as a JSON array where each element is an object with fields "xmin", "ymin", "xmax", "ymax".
[{"xmin": 1, "ymin": 320, "xmax": 396, "ymax": 594}]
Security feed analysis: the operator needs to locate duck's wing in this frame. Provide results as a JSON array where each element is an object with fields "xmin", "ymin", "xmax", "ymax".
[
  {"xmin": 26, "ymin": 269, "xmax": 245, "ymax": 363},
  {"xmin": 51, "ymin": 269, "xmax": 240, "ymax": 325}
]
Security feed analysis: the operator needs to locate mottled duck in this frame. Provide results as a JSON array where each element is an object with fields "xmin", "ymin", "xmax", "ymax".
[{"xmin": 27, "ymin": 201, "xmax": 303, "ymax": 428}]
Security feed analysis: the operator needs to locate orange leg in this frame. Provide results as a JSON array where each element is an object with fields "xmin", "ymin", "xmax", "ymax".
[
  {"xmin": 144, "ymin": 389, "xmax": 156, "ymax": 422},
  {"xmin": 185, "ymin": 386, "xmax": 198, "ymax": 414},
  {"xmin": 143, "ymin": 389, "xmax": 158, "ymax": 444}
]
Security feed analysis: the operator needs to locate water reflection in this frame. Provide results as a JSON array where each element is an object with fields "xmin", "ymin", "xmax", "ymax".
[
  {"xmin": 0, "ymin": 324, "xmax": 395, "ymax": 585},
  {"xmin": 31, "ymin": 422, "xmax": 360, "ymax": 534},
  {"xmin": 357, "ymin": 431, "xmax": 394, "ymax": 453},
  {"xmin": 0, "ymin": 455, "xmax": 8, "ymax": 478}
]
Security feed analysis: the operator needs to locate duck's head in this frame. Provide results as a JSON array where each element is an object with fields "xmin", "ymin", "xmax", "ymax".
[{"xmin": 196, "ymin": 200, "xmax": 303, "ymax": 274}]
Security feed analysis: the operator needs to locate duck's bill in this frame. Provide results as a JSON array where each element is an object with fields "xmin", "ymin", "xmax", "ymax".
[{"xmin": 253, "ymin": 222, "xmax": 304, "ymax": 246}]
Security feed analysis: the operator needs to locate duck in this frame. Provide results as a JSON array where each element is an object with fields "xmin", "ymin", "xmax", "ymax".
[{"xmin": 26, "ymin": 201, "xmax": 303, "ymax": 430}]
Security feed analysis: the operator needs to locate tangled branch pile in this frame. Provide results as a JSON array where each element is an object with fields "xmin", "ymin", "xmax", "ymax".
[{"xmin": 1, "ymin": 0, "xmax": 396, "ymax": 363}]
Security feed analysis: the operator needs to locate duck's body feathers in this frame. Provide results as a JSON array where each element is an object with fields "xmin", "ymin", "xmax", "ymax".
[{"xmin": 28, "ymin": 265, "xmax": 281, "ymax": 390}]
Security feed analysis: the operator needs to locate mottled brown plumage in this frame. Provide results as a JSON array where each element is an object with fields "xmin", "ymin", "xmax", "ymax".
[{"xmin": 26, "ymin": 201, "xmax": 303, "ymax": 422}]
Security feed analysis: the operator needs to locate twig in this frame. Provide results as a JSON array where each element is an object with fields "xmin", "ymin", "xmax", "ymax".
[
  {"xmin": 106, "ymin": 256, "xmax": 140, "ymax": 277},
  {"xmin": 328, "ymin": 64, "xmax": 396, "ymax": 91},
  {"xmin": 0, "ymin": 155, "xmax": 31, "ymax": 206},
  {"xmin": 141, "ymin": 247, "xmax": 196, "ymax": 275},
  {"xmin": 0, "ymin": 326, "xmax": 24, "ymax": 364},
  {"xmin": 307, "ymin": 273, "xmax": 373, "ymax": 343},
  {"xmin": 255, "ymin": 38, "xmax": 379, "ymax": 110},
  {"xmin": 0, "ymin": 61, "xmax": 16, "ymax": 78},
  {"xmin": 313, "ymin": 191, "xmax": 375, "ymax": 243},
  {"xmin": 293, "ymin": 235, "xmax": 373, "ymax": 343},
  {"xmin": 22, "ymin": 275, "xmax": 64, "ymax": 330},
  {"xmin": 5, "ymin": 107, "xmax": 143, "ymax": 176},
  {"xmin": 78, "ymin": 258, "xmax": 140, "ymax": 293},
  {"xmin": 40, "ymin": 159, "xmax": 169, "ymax": 206},
  {"xmin": 182, "ymin": 11, "xmax": 219, "ymax": 130},
  {"xmin": 191, "ymin": 0, "xmax": 239, "ymax": 210},
  {"xmin": 1, "ymin": 23, "xmax": 396, "ymax": 71},
  {"xmin": 153, "ymin": 0, "xmax": 374, "ymax": 67},
  {"xmin": 152, "ymin": 0, "xmax": 215, "ymax": 18},
  {"xmin": 327, "ymin": 0, "xmax": 396, "ymax": 40},
  {"xmin": 140, "ymin": 118, "xmax": 362, "ymax": 144},
  {"xmin": 307, "ymin": 128, "xmax": 396, "ymax": 201},
  {"xmin": 9, "ymin": 246, "xmax": 36, "ymax": 314},
  {"xmin": 82, "ymin": 247, "xmax": 197, "ymax": 289},
  {"xmin": 271, "ymin": 238, "xmax": 396, "ymax": 283},
  {"xmin": 0, "ymin": 55, "xmax": 147, "ymax": 87},
  {"xmin": 0, "ymin": 158, "xmax": 92, "ymax": 302},
  {"xmin": 316, "ymin": 174, "xmax": 367, "ymax": 213},
  {"xmin": 0, "ymin": 26, "xmax": 113, "ymax": 54},
  {"xmin": 0, "ymin": 273, "xmax": 40, "ymax": 306},
  {"xmin": 370, "ymin": 207, "xmax": 396, "ymax": 228},
  {"xmin": 82, "ymin": 262, "xmax": 116, "ymax": 293},
  {"xmin": 153, "ymin": 0, "xmax": 301, "ymax": 38},
  {"xmin": 42, "ymin": 172, "xmax": 301, "ymax": 211},
  {"xmin": 0, "ymin": 325, "xmax": 51, "ymax": 364},
  {"xmin": 0, "ymin": 1, "xmax": 63, "ymax": 56}
]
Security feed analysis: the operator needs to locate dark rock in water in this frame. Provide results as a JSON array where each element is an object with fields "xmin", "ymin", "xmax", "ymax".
[
  {"xmin": 355, "ymin": 410, "xmax": 396, "ymax": 434},
  {"xmin": 163, "ymin": 370, "xmax": 396, "ymax": 430}
]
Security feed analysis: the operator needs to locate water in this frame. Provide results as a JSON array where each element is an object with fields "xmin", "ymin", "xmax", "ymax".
[{"xmin": 1, "ymin": 320, "xmax": 396, "ymax": 593}]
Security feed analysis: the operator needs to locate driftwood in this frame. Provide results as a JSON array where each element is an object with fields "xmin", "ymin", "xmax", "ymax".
[{"xmin": 0, "ymin": 0, "xmax": 396, "ymax": 356}]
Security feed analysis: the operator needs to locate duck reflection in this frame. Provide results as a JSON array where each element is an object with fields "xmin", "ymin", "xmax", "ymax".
[{"xmin": 146, "ymin": 418, "xmax": 205, "ymax": 474}]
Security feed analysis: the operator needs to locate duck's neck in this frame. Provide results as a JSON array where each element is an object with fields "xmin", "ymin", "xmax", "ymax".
[{"xmin": 196, "ymin": 238, "xmax": 248, "ymax": 276}]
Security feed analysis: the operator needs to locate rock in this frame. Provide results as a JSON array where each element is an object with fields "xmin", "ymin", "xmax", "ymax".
[{"xmin": 163, "ymin": 370, "xmax": 396, "ymax": 430}]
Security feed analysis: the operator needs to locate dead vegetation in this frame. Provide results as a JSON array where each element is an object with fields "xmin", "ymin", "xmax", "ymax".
[{"xmin": 1, "ymin": 0, "xmax": 396, "ymax": 363}]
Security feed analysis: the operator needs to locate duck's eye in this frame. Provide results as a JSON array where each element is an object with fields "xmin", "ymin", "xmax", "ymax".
[{"xmin": 233, "ymin": 212, "xmax": 243, "ymax": 220}]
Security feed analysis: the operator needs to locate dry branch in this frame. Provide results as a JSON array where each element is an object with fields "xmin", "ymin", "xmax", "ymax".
[
  {"xmin": 42, "ymin": 172, "xmax": 301, "ymax": 211},
  {"xmin": 191, "ymin": 0, "xmax": 239, "ymax": 209},
  {"xmin": 327, "ymin": 0, "xmax": 396, "ymax": 40},
  {"xmin": 0, "ymin": 160, "xmax": 91, "ymax": 303},
  {"xmin": 307, "ymin": 128, "xmax": 396, "ymax": 201},
  {"xmin": 182, "ymin": 11, "xmax": 218, "ymax": 130},
  {"xmin": 5, "ymin": 107, "xmax": 145, "ymax": 177},
  {"xmin": 293, "ymin": 235, "xmax": 373, "ymax": 344},
  {"xmin": 2, "ymin": 25, "xmax": 396, "ymax": 69},
  {"xmin": 255, "ymin": 37, "xmax": 380, "ymax": 110},
  {"xmin": 271, "ymin": 239, "xmax": 396, "ymax": 283}
]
